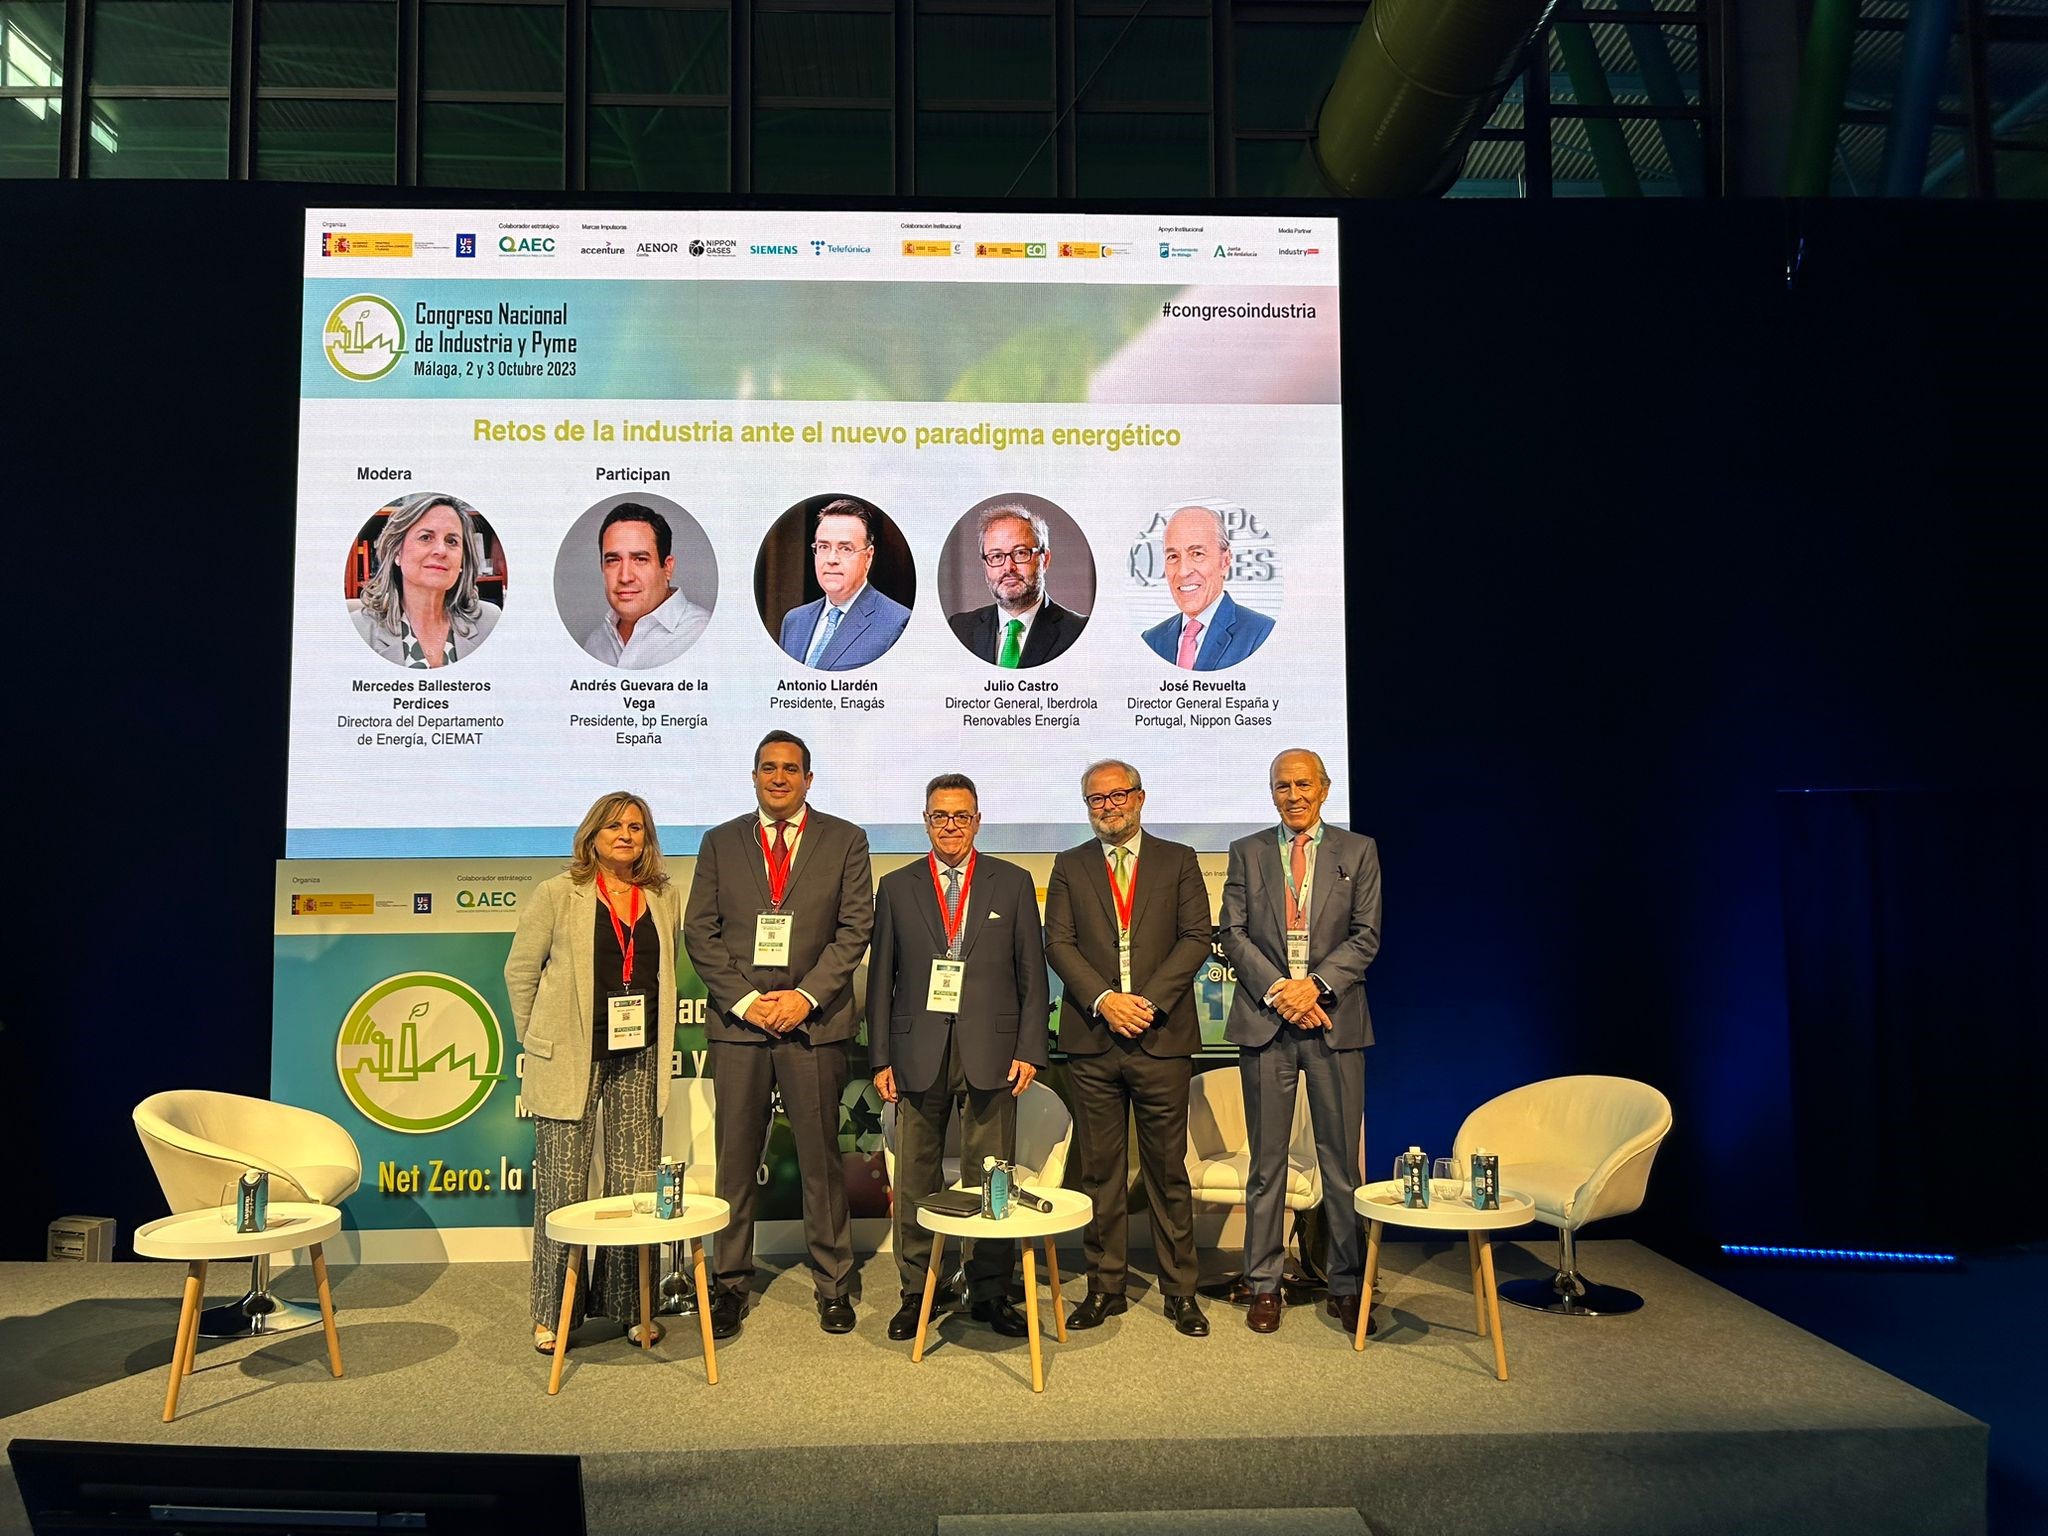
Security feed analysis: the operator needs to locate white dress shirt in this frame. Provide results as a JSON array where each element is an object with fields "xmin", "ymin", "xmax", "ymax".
[
  {"xmin": 584, "ymin": 587, "xmax": 711, "ymax": 669},
  {"xmin": 731, "ymin": 805, "xmax": 819, "ymax": 1020},
  {"xmin": 1092, "ymin": 828, "xmax": 1143, "ymax": 1013}
]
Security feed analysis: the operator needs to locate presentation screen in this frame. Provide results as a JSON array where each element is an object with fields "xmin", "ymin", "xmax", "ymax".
[{"xmin": 290, "ymin": 208, "xmax": 1346, "ymax": 856}]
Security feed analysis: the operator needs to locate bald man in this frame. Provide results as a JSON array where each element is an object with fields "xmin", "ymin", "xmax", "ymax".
[{"xmin": 1140, "ymin": 502, "xmax": 1275, "ymax": 672}]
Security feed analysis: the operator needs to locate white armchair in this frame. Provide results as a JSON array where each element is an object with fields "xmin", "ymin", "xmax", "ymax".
[
  {"xmin": 133, "ymin": 1090, "xmax": 362, "ymax": 1337},
  {"xmin": 1184, "ymin": 1067, "xmax": 1323, "ymax": 1299},
  {"xmin": 880, "ymin": 1078, "xmax": 1073, "ymax": 1191},
  {"xmin": 1451, "ymin": 1075, "xmax": 1673, "ymax": 1315}
]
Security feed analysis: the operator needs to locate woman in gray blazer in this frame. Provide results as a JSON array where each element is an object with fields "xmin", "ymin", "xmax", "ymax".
[
  {"xmin": 505, "ymin": 790, "xmax": 681, "ymax": 1353},
  {"xmin": 350, "ymin": 492, "xmax": 502, "ymax": 668}
]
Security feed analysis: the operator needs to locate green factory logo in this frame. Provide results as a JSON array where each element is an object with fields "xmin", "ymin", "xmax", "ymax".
[
  {"xmin": 323, "ymin": 293, "xmax": 407, "ymax": 381},
  {"xmin": 336, "ymin": 972, "xmax": 505, "ymax": 1133}
]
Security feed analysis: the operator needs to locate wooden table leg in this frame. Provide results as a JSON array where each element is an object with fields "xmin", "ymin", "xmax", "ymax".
[
  {"xmin": 1354, "ymin": 1220, "xmax": 1383, "ymax": 1351},
  {"xmin": 1467, "ymin": 1232, "xmax": 1488, "ymax": 1338},
  {"xmin": 163, "ymin": 1262, "xmax": 204, "ymax": 1422},
  {"xmin": 637, "ymin": 1245, "xmax": 653, "ymax": 1350},
  {"xmin": 911, "ymin": 1235, "xmax": 945, "ymax": 1363},
  {"xmin": 1022, "ymin": 1243, "xmax": 1044, "ymax": 1393},
  {"xmin": 183, "ymin": 1259, "xmax": 206, "ymax": 1376},
  {"xmin": 310, "ymin": 1243, "xmax": 344, "ymax": 1377},
  {"xmin": 690, "ymin": 1239, "xmax": 718, "ymax": 1386},
  {"xmin": 1477, "ymin": 1237, "xmax": 1508, "ymax": 1381},
  {"xmin": 547, "ymin": 1246, "xmax": 581, "ymax": 1396},
  {"xmin": 1044, "ymin": 1239, "xmax": 1067, "ymax": 1342}
]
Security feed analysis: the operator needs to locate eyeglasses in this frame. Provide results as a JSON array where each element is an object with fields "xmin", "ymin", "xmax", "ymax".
[
  {"xmin": 1083, "ymin": 788, "xmax": 1139, "ymax": 810},
  {"xmin": 811, "ymin": 540, "xmax": 871, "ymax": 558},
  {"xmin": 981, "ymin": 545, "xmax": 1044, "ymax": 569},
  {"xmin": 924, "ymin": 811, "xmax": 978, "ymax": 827}
]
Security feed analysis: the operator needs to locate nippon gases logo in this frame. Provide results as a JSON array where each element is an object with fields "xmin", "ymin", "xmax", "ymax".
[
  {"xmin": 690, "ymin": 238, "xmax": 738, "ymax": 258},
  {"xmin": 335, "ymin": 972, "xmax": 507, "ymax": 1134},
  {"xmin": 323, "ymin": 293, "xmax": 406, "ymax": 382},
  {"xmin": 498, "ymin": 235, "xmax": 557, "ymax": 256}
]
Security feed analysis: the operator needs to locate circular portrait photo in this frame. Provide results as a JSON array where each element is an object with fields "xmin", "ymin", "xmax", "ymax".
[
  {"xmin": 936, "ymin": 494, "xmax": 1095, "ymax": 669},
  {"xmin": 553, "ymin": 494, "xmax": 719, "ymax": 669},
  {"xmin": 344, "ymin": 492, "xmax": 506, "ymax": 670},
  {"xmin": 1129, "ymin": 498, "xmax": 1280, "ymax": 672},
  {"xmin": 754, "ymin": 493, "xmax": 916, "ymax": 672}
]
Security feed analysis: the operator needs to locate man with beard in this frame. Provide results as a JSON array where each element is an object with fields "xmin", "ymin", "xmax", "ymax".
[{"xmin": 947, "ymin": 502, "xmax": 1087, "ymax": 668}]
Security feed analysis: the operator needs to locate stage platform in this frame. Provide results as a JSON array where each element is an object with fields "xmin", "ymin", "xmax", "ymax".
[{"xmin": 0, "ymin": 1238, "xmax": 1984, "ymax": 1536}]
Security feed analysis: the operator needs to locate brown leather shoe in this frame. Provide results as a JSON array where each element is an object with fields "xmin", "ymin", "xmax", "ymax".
[
  {"xmin": 1246, "ymin": 1293, "xmax": 1283, "ymax": 1333},
  {"xmin": 1325, "ymin": 1292, "xmax": 1377, "ymax": 1336}
]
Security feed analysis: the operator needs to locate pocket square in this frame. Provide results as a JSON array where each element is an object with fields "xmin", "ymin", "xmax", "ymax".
[{"xmin": 989, "ymin": 911, "xmax": 1001, "ymax": 918}]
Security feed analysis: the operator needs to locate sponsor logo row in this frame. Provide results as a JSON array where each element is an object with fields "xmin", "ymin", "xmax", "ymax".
[{"xmin": 321, "ymin": 230, "xmax": 1321, "ymax": 263}]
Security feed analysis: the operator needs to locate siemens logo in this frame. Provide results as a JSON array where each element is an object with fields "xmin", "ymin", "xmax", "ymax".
[
  {"xmin": 456, "ymin": 889, "xmax": 519, "ymax": 909},
  {"xmin": 750, "ymin": 244, "xmax": 799, "ymax": 256}
]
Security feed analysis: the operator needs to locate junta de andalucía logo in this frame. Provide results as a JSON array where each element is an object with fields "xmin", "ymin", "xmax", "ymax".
[{"xmin": 336, "ymin": 972, "xmax": 505, "ymax": 1133}]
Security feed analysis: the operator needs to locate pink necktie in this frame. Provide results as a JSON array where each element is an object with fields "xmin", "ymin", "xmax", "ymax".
[
  {"xmin": 1288, "ymin": 831, "xmax": 1310, "ymax": 928},
  {"xmin": 1176, "ymin": 617, "xmax": 1203, "ymax": 669}
]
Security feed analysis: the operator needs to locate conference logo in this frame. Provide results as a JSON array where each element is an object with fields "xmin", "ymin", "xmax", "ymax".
[
  {"xmin": 455, "ymin": 233, "xmax": 477, "ymax": 258},
  {"xmin": 413, "ymin": 892, "xmax": 432, "ymax": 914},
  {"xmin": 336, "ymin": 972, "xmax": 506, "ymax": 1134},
  {"xmin": 323, "ymin": 294, "xmax": 406, "ymax": 382}
]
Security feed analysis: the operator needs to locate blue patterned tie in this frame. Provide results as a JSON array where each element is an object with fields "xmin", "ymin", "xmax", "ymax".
[
  {"xmin": 944, "ymin": 868, "xmax": 963, "ymax": 957},
  {"xmin": 804, "ymin": 605, "xmax": 843, "ymax": 667}
]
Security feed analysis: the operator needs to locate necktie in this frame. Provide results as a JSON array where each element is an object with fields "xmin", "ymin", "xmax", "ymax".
[
  {"xmin": 804, "ymin": 605, "xmax": 843, "ymax": 666},
  {"xmin": 1110, "ymin": 845, "xmax": 1130, "ymax": 929},
  {"xmin": 997, "ymin": 618, "xmax": 1024, "ymax": 668},
  {"xmin": 943, "ymin": 867, "xmax": 963, "ymax": 955},
  {"xmin": 1288, "ymin": 831, "xmax": 1310, "ymax": 928},
  {"xmin": 1176, "ymin": 616, "xmax": 1203, "ymax": 669}
]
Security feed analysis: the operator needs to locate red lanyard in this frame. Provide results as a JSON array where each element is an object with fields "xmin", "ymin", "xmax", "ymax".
[
  {"xmin": 928, "ymin": 850, "xmax": 977, "ymax": 952},
  {"xmin": 757, "ymin": 809, "xmax": 809, "ymax": 909},
  {"xmin": 595, "ymin": 873, "xmax": 644, "ymax": 986},
  {"xmin": 1105, "ymin": 847, "xmax": 1136, "ymax": 935}
]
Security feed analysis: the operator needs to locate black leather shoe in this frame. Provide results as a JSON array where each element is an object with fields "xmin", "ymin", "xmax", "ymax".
[
  {"xmin": 1326, "ymin": 1292, "xmax": 1376, "ymax": 1336},
  {"xmin": 1246, "ymin": 1293, "xmax": 1283, "ymax": 1333},
  {"xmin": 886, "ymin": 1298, "xmax": 924, "ymax": 1341},
  {"xmin": 708, "ymin": 1290, "xmax": 744, "ymax": 1340},
  {"xmin": 969, "ymin": 1298, "xmax": 1031, "ymax": 1337},
  {"xmin": 1163, "ymin": 1295, "xmax": 1210, "ymax": 1337},
  {"xmin": 817, "ymin": 1296, "xmax": 856, "ymax": 1334},
  {"xmin": 1066, "ymin": 1292, "xmax": 1128, "ymax": 1330}
]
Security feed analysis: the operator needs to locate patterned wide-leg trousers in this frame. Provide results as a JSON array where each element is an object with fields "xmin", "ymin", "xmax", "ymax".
[{"xmin": 529, "ymin": 1046, "xmax": 661, "ymax": 1331}]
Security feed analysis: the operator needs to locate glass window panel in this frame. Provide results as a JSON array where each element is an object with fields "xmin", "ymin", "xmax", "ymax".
[
  {"xmin": 914, "ymin": 108, "xmax": 1053, "ymax": 195},
  {"xmin": 1449, "ymin": 138, "xmax": 1528, "ymax": 197},
  {"xmin": 1076, "ymin": 16, "xmax": 1204, "ymax": 106},
  {"xmin": 1488, "ymin": 97, "xmax": 1526, "ymax": 131},
  {"xmin": 84, "ymin": 96, "xmax": 228, "ymax": 175},
  {"xmin": 1993, "ymin": 147, "xmax": 2048, "ymax": 197},
  {"xmin": 90, "ymin": 0, "xmax": 231, "ymax": 87},
  {"xmin": 753, "ymin": 104, "xmax": 889, "ymax": 192},
  {"xmin": 1830, "ymin": 119, "xmax": 1885, "ymax": 195},
  {"xmin": 423, "ymin": 3, "xmax": 564, "ymax": 93},
  {"xmin": 1548, "ymin": 114, "xmax": 1689, "ymax": 195},
  {"xmin": 255, "ymin": 96, "xmax": 393, "ymax": 179},
  {"xmin": 589, "ymin": 102, "xmax": 725, "ymax": 190},
  {"xmin": 3, "ymin": 2, "xmax": 67, "ymax": 83},
  {"xmin": 1916, "ymin": 126, "xmax": 1976, "ymax": 198},
  {"xmin": 1231, "ymin": 136, "xmax": 1320, "ymax": 196},
  {"xmin": 259, "ymin": 1, "xmax": 396, "ymax": 90},
  {"xmin": 1234, "ymin": 22, "xmax": 1355, "ymax": 132},
  {"xmin": 1550, "ymin": 21, "xmax": 1699, "ymax": 108},
  {"xmin": 1076, "ymin": 109, "xmax": 1207, "ymax": 197},
  {"xmin": 916, "ymin": 12, "xmax": 1051, "ymax": 105},
  {"xmin": 1983, "ymin": 41, "xmax": 2048, "ymax": 120},
  {"xmin": 755, "ymin": 9, "xmax": 889, "ymax": 101},
  {"xmin": 421, "ymin": 99, "xmax": 561, "ymax": 185},
  {"xmin": 0, "ymin": 91, "xmax": 62, "ymax": 175},
  {"xmin": 1566, "ymin": 0, "xmax": 1697, "ymax": 10},
  {"xmin": 591, "ymin": 6, "xmax": 726, "ymax": 97}
]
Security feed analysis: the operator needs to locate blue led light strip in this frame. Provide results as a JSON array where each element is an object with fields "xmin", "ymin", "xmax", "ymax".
[{"xmin": 1719, "ymin": 1244, "xmax": 1957, "ymax": 1265}]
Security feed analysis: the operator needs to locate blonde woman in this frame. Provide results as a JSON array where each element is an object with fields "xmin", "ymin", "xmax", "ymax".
[
  {"xmin": 505, "ymin": 791, "xmax": 680, "ymax": 1352},
  {"xmin": 351, "ymin": 492, "xmax": 501, "ymax": 667}
]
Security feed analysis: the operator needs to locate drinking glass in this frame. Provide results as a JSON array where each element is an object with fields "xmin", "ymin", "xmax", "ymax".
[
  {"xmin": 631, "ymin": 1170, "xmax": 658, "ymax": 1215},
  {"xmin": 1433, "ymin": 1157, "xmax": 1465, "ymax": 1205}
]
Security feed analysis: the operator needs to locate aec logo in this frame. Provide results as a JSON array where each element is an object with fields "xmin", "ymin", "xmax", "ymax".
[
  {"xmin": 322, "ymin": 294, "xmax": 406, "ymax": 382},
  {"xmin": 335, "ymin": 972, "xmax": 506, "ymax": 1134},
  {"xmin": 456, "ymin": 888, "xmax": 518, "ymax": 909},
  {"xmin": 499, "ymin": 236, "xmax": 556, "ymax": 255}
]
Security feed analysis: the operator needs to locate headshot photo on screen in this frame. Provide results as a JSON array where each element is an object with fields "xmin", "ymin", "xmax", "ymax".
[
  {"xmin": 937, "ymin": 493, "xmax": 1094, "ymax": 669},
  {"xmin": 344, "ymin": 492, "xmax": 506, "ymax": 670},
  {"xmin": 1133, "ymin": 498, "xmax": 1280, "ymax": 672},
  {"xmin": 553, "ymin": 494, "xmax": 719, "ymax": 669},
  {"xmin": 755, "ymin": 493, "xmax": 916, "ymax": 671}
]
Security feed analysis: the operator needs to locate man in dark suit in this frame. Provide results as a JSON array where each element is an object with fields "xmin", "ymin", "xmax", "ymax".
[
  {"xmin": 685, "ymin": 730, "xmax": 875, "ymax": 1338},
  {"xmin": 1044, "ymin": 759, "xmax": 1214, "ymax": 1337},
  {"xmin": 869, "ymin": 772, "xmax": 1049, "ymax": 1342},
  {"xmin": 1139, "ymin": 501, "xmax": 1276, "ymax": 671},
  {"xmin": 1219, "ymin": 748, "xmax": 1381, "ymax": 1336},
  {"xmin": 776, "ymin": 497, "xmax": 912, "ymax": 670},
  {"xmin": 946, "ymin": 502, "xmax": 1087, "ymax": 667}
]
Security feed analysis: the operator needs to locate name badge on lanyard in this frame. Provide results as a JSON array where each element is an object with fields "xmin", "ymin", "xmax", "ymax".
[
  {"xmin": 607, "ymin": 990, "xmax": 647, "ymax": 1050},
  {"xmin": 1107, "ymin": 848, "xmax": 1137, "ymax": 994},
  {"xmin": 1286, "ymin": 929, "xmax": 1311, "ymax": 981},
  {"xmin": 754, "ymin": 912, "xmax": 793, "ymax": 966},
  {"xmin": 927, "ymin": 958, "xmax": 965, "ymax": 1013},
  {"xmin": 754, "ymin": 812, "xmax": 806, "ymax": 967},
  {"xmin": 927, "ymin": 850, "xmax": 976, "ymax": 1012}
]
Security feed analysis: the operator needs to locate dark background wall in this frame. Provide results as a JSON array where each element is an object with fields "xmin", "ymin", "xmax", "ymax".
[{"xmin": 3, "ymin": 185, "xmax": 2041, "ymax": 1263}]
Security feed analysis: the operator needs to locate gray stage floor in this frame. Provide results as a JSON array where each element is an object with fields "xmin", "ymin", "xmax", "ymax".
[{"xmin": 0, "ymin": 1239, "xmax": 1985, "ymax": 1536}]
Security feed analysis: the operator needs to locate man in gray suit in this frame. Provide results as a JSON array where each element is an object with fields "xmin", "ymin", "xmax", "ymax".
[
  {"xmin": 869, "ymin": 773, "xmax": 1049, "ymax": 1342},
  {"xmin": 1044, "ymin": 759, "xmax": 1213, "ymax": 1336},
  {"xmin": 685, "ymin": 731, "xmax": 875, "ymax": 1337},
  {"xmin": 1219, "ymin": 748, "xmax": 1381, "ymax": 1336}
]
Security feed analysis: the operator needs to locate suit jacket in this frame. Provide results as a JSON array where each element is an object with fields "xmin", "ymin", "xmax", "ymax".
[
  {"xmin": 504, "ymin": 871, "xmax": 682, "ymax": 1120},
  {"xmin": 1141, "ymin": 591, "xmax": 1275, "ymax": 672},
  {"xmin": 777, "ymin": 584, "xmax": 912, "ymax": 670},
  {"xmin": 867, "ymin": 854, "xmax": 1049, "ymax": 1094},
  {"xmin": 352, "ymin": 601, "xmax": 500, "ymax": 666},
  {"xmin": 1218, "ymin": 823, "xmax": 1380, "ymax": 1050},
  {"xmin": 1044, "ymin": 834, "xmax": 1213, "ymax": 1058},
  {"xmin": 947, "ymin": 598, "xmax": 1087, "ymax": 667},
  {"xmin": 684, "ymin": 809, "xmax": 875, "ymax": 1046}
]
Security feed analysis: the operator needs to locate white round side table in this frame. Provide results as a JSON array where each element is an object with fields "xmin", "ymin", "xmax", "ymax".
[
  {"xmin": 542, "ymin": 1194, "xmax": 730, "ymax": 1395},
  {"xmin": 1352, "ymin": 1180, "xmax": 1535, "ymax": 1381},
  {"xmin": 912, "ymin": 1186, "xmax": 1092, "ymax": 1393}
]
